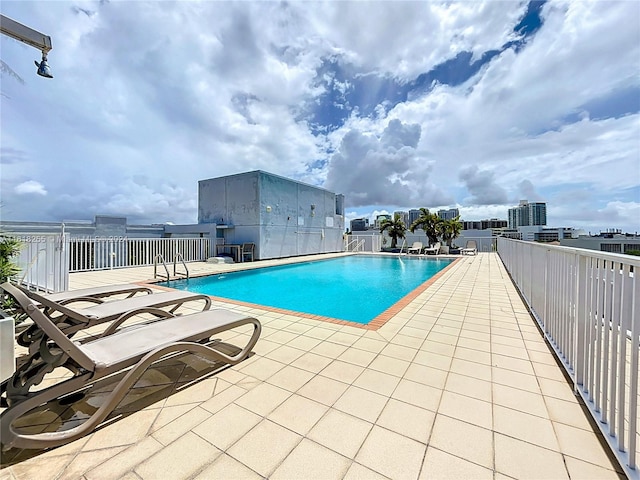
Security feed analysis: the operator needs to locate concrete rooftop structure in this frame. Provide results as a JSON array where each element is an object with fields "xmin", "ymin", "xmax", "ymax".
[{"xmin": 0, "ymin": 253, "xmax": 626, "ymax": 479}]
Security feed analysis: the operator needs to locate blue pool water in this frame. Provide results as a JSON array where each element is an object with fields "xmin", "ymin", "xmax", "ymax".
[{"xmin": 165, "ymin": 255, "xmax": 453, "ymax": 324}]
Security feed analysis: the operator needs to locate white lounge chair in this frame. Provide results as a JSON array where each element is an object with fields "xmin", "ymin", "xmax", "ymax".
[
  {"xmin": 423, "ymin": 242, "xmax": 441, "ymax": 255},
  {"xmin": 407, "ymin": 242, "xmax": 423, "ymax": 254},
  {"xmin": 36, "ymin": 284, "xmax": 153, "ymax": 304},
  {"xmin": 460, "ymin": 240, "xmax": 477, "ymax": 255},
  {"xmin": 7, "ymin": 283, "xmax": 212, "ymax": 349},
  {"xmin": 0, "ymin": 282, "xmax": 261, "ymax": 450}
]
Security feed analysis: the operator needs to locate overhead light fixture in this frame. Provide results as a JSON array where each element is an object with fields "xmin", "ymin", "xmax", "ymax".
[
  {"xmin": 1, "ymin": 14, "xmax": 54, "ymax": 79},
  {"xmin": 35, "ymin": 52, "xmax": 53, "ymax": 78}
]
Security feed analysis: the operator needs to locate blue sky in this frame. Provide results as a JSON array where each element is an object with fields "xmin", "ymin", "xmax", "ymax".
[{"xmin": 1, "ymin": 0, "xmax": 639, "ymax": 233}]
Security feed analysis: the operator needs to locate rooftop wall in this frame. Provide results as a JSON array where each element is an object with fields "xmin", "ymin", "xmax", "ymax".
[{"xmin": 198, "ymin": 171, "xmax": 344, "ymax": 259}]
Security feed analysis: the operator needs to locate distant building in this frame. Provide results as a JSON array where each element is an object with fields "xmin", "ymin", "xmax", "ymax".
[
  {"xmin": 462, "ymin": 218, "xmax": 508, "ymax": 230},
  {"xmin": 517, "ymin": 226, "xmax": 576, "ymax": 242},
  {"xmin": 0, "ymin": 215, "xmax": 213, "ymax": 239},
  {"xmin": 374, "ymin": 214, "xmax": 392, "ymax": 229},
  {"xmin": 394, "ymin": 211, "xmax": 409, "ymax": 229},
  {"xmin": 508, "ymin": 200, "xmax": 547, "ymax": 228},
  {"xmin": 560, "ymin": 232, "xmax": 640, "ymax": 254},
  {"xmin": 350, "ymin": 218, "xmax": 368, "ymax": 232},
  {"xmin": 408, "ymin": 209, "xmax": 421, "ymax": 227},
  {"xmin": 438, "ymin": 208, "xmax": 459, "ymax": 221}
]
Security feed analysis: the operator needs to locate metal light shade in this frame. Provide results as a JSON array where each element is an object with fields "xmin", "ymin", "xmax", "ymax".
[{"xmin": 35, "ymin": 55, "xmax": 52, "ymax": 78}]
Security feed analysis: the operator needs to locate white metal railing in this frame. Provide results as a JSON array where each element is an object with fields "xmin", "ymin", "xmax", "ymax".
[
  {"xmin": 455, "ymin": 235, "xmax": 497, "ymax": 252},
  {"xmin": 68, "ymin": 237, "xmax": 211, "ymax": 272},
  {"xmin": 345, "ymin": 235, "xmax": 381, "ymax": 252},
  {"xmin": 497, "ymin": 237, "xmax": 640, "ymax": 478},
  {"xmin": 345, "ymin": 238, "xmax": 365, "ymax": 252},
  {"xmin": 10, "ymin": 233, "xmax": 69, "ymax": 292},
  {"xmin": 6, "ymin": 234, "xmax": 211, "ymax": 291}
]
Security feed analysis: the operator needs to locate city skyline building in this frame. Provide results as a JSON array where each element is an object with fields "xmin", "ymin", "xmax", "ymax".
[
  {"xmin": 437, "ymin": 208, "xmax": 460, "ymax": 221},
  {"xmin": 394, "ymin": 211, "xmax": 409, "ymax": 229},
  {"xmin": 408, "ymin": 209, "xmax": 421, "ymax": 227},
  {"xmin": 508, "ymin": 200, "xmax": 547, "ymax": 228}
]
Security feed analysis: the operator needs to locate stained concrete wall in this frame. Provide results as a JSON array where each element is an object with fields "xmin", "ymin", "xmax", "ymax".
[{"xmin": 198, "ymin": 171, "xmax": 344, "ymax": 260}]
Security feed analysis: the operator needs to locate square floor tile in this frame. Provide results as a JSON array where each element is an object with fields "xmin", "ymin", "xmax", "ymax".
[
  {"xmin": 380, "ymin": 343, "xmax": 418, "ymax": 362},
  {"xmin": 320, "ymin": 360, "xmax": 365, "ymax": 384},
  {"xmin": 337, "ymin": 348, "xmax": 377, "ymax": 367},
  {"xmin": 428, "ymin": 414, "xmax": 493, "ymax": 469},
  {"xmin": 333, "ymin": 386, "xmax": 388, "ymax": 423},
  {"xmin": 419, "ymin": 446, "xmax": 494, "ymax": 479},
  {"xmin": 444, "ymin": 372, "xmax": 491, "ymax": 402},
  {"xmin": 135, "ymin": 432, "xmax": 220, "ymax": 480},
  {"xmin": 492, "ymin": 383, "xmax": 548, "ymax": 418},
  {"xmin": 238, "ymin": 357, "xmax": 285, "ymax": 381},
  {"xmin": 353, "ymin": 369, "xmax": 400, "ymax": 396},
  {"xmin": 376, "ymin": 398, "xmax": 435, "ymax": 443},
  {"xmin": 271, "ymin": 439, "xmax": 351, "ymax": 480},
  {"xmin": 563, "ymin": 456, "xmax": 623, "ymax": 479},
  {"xmin": 450, "ymin": 358, "xmax": 491, "ymax": 381},
  {"xmin": 311, "ymin": 341, "xmax": 349, "ymax": 358},
  {"xmin": 493, "ymin": 404, "xmax": 559, "ymax": 451},
  {"xmin": 308, "ymin": 408, "xmax": 372, "ymax": 458},
  {"xmin": 234, "ymin": 382, "xmax": 291, "ymax": 416},
  {"xmin": 266, "ymin": 365, "xmax": 315, "ymax": 393},
  {"xmin": 544, "ymin": 396, "xmax": 593, "ymax": 431},
  {"xmin": 404, "ymin": 363, "xmax": 448, "ymax": 389},
  {"xmin": 290, "ymin": 352, "xmax": 333, "ymax": 373},
  {"xmin": 355, "ymin": 425, "xmax": 426, "ymax": 480},
  {"xmin": 227, "ymin": 420, "xmax": 302, "ymax": 477},
  {"xmin": 351, "ymin": 337, "xmax": 387, "ymax": 354},
  {"xmin": 492, "ymin": 368, "xmax": 540, "ymax": 394},
  {"xmin": 392, "ymin": 379, "xmax": 442, "ymax": 412},
  {"xmin": 437, "ymin": 391, "xmax": 492, "ymax": 429},
  {"xmin": 343, "ymin": 462, "xmax": 389, "ymax": 480},
  {"xmin": 192, "ymin": 403, "xmax": 261, "ymax": 450},
  {"xmin": 193, "ymin": 453, "xmax": 262, "ymax": 479},
  {"xmin": 554, "ymin": 422, "xmax": 617, "ymax": 468},
  {"xmin": 266, "ymin": 345, "xmax": 306, "ymax": 364},
  {"xmin": 84, "ymin": 437, "xmax": 164, "ymax": 480},
  {"xmin": 494, "ymin": 433, "xmax": 568, "ymax": 479},
  {"xmin": 367, "ymin": 356, "xmax": 410, "ymax": 377},
  {"xmin": 268, "ymin": 394, "xmax": 328, "ymax": 435},
  {"xmin": 413, "ymin": 350, "xmax": 453, "ymax": 372},
  {"xmin": 298, "ymin": 375, "xmax": 349, "ymax": 406}
]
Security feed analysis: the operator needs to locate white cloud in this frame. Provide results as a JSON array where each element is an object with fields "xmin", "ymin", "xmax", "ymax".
[
  {"xmin": 0, "ymin": 1, "xmax": 637, "ymax": 234},
  {"xmin": 14, "ymin": 180, "xmax": 47, "ymax": 196}
]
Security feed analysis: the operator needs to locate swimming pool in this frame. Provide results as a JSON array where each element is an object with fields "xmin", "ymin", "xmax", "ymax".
[{"xmin": 164, "ymin": 255, "xmax": 454, "ymax": 324}]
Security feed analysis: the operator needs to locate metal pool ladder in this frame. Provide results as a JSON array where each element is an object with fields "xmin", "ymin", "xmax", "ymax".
[{"xmin": 153, "ymin": 254, "xmax": 189, "ymax": 280}]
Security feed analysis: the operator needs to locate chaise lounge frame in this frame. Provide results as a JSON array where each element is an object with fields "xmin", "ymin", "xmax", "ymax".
[
  {"xmin": 11, "ymin": 283, "xmax": 212, "ymax": 349},
  {"xmin": 423, "ymin": 242, "xmax": 441, "ymax": 255},
  {"xmin": 407, "ymin": 242, "xmax": 423, "ymax": 254},
  {"xmin": 37, "ymin": 283, "xmax": 154, "ymax": 305},
  {"xmin": 460, "ymin": 240, "xmax": 478, "ymax": 255},
  {"xmin": 0, "ymin": 282, "xmax": 261, "ymax": 451}
]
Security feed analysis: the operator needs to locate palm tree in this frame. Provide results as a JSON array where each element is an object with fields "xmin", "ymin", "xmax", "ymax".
[
  {"xmin": 409, "ymin": 208, "xmax": 440, "ymax": 246},
  {"xmin": 379, "ymin": 213, "xmax": 406, "ymax": 249},
  {"xmin": 438, "ymin": 216, "xmax": 463, "ymax": 247}
]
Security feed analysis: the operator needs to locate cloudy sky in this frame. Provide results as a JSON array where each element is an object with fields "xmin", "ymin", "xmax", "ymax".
[{"xmin": 1, "ymin": 0, "xmax": 639, "ymax": 233}]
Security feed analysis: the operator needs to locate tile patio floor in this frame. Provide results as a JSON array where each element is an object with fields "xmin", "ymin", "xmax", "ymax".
[{"xmin": 0, "ymin": 252, "xmax": 626, "ymax": 479}]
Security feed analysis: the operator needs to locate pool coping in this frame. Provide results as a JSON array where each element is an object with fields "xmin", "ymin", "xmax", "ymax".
[{"xmin": 141, "ymin": 255, "xmax": 463, "ymax": 331}]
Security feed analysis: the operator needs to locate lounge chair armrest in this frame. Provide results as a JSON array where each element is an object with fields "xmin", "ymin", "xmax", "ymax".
[{"xmin": 99, "ymin": 307, "xmax": 175, "ymax": 338}]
